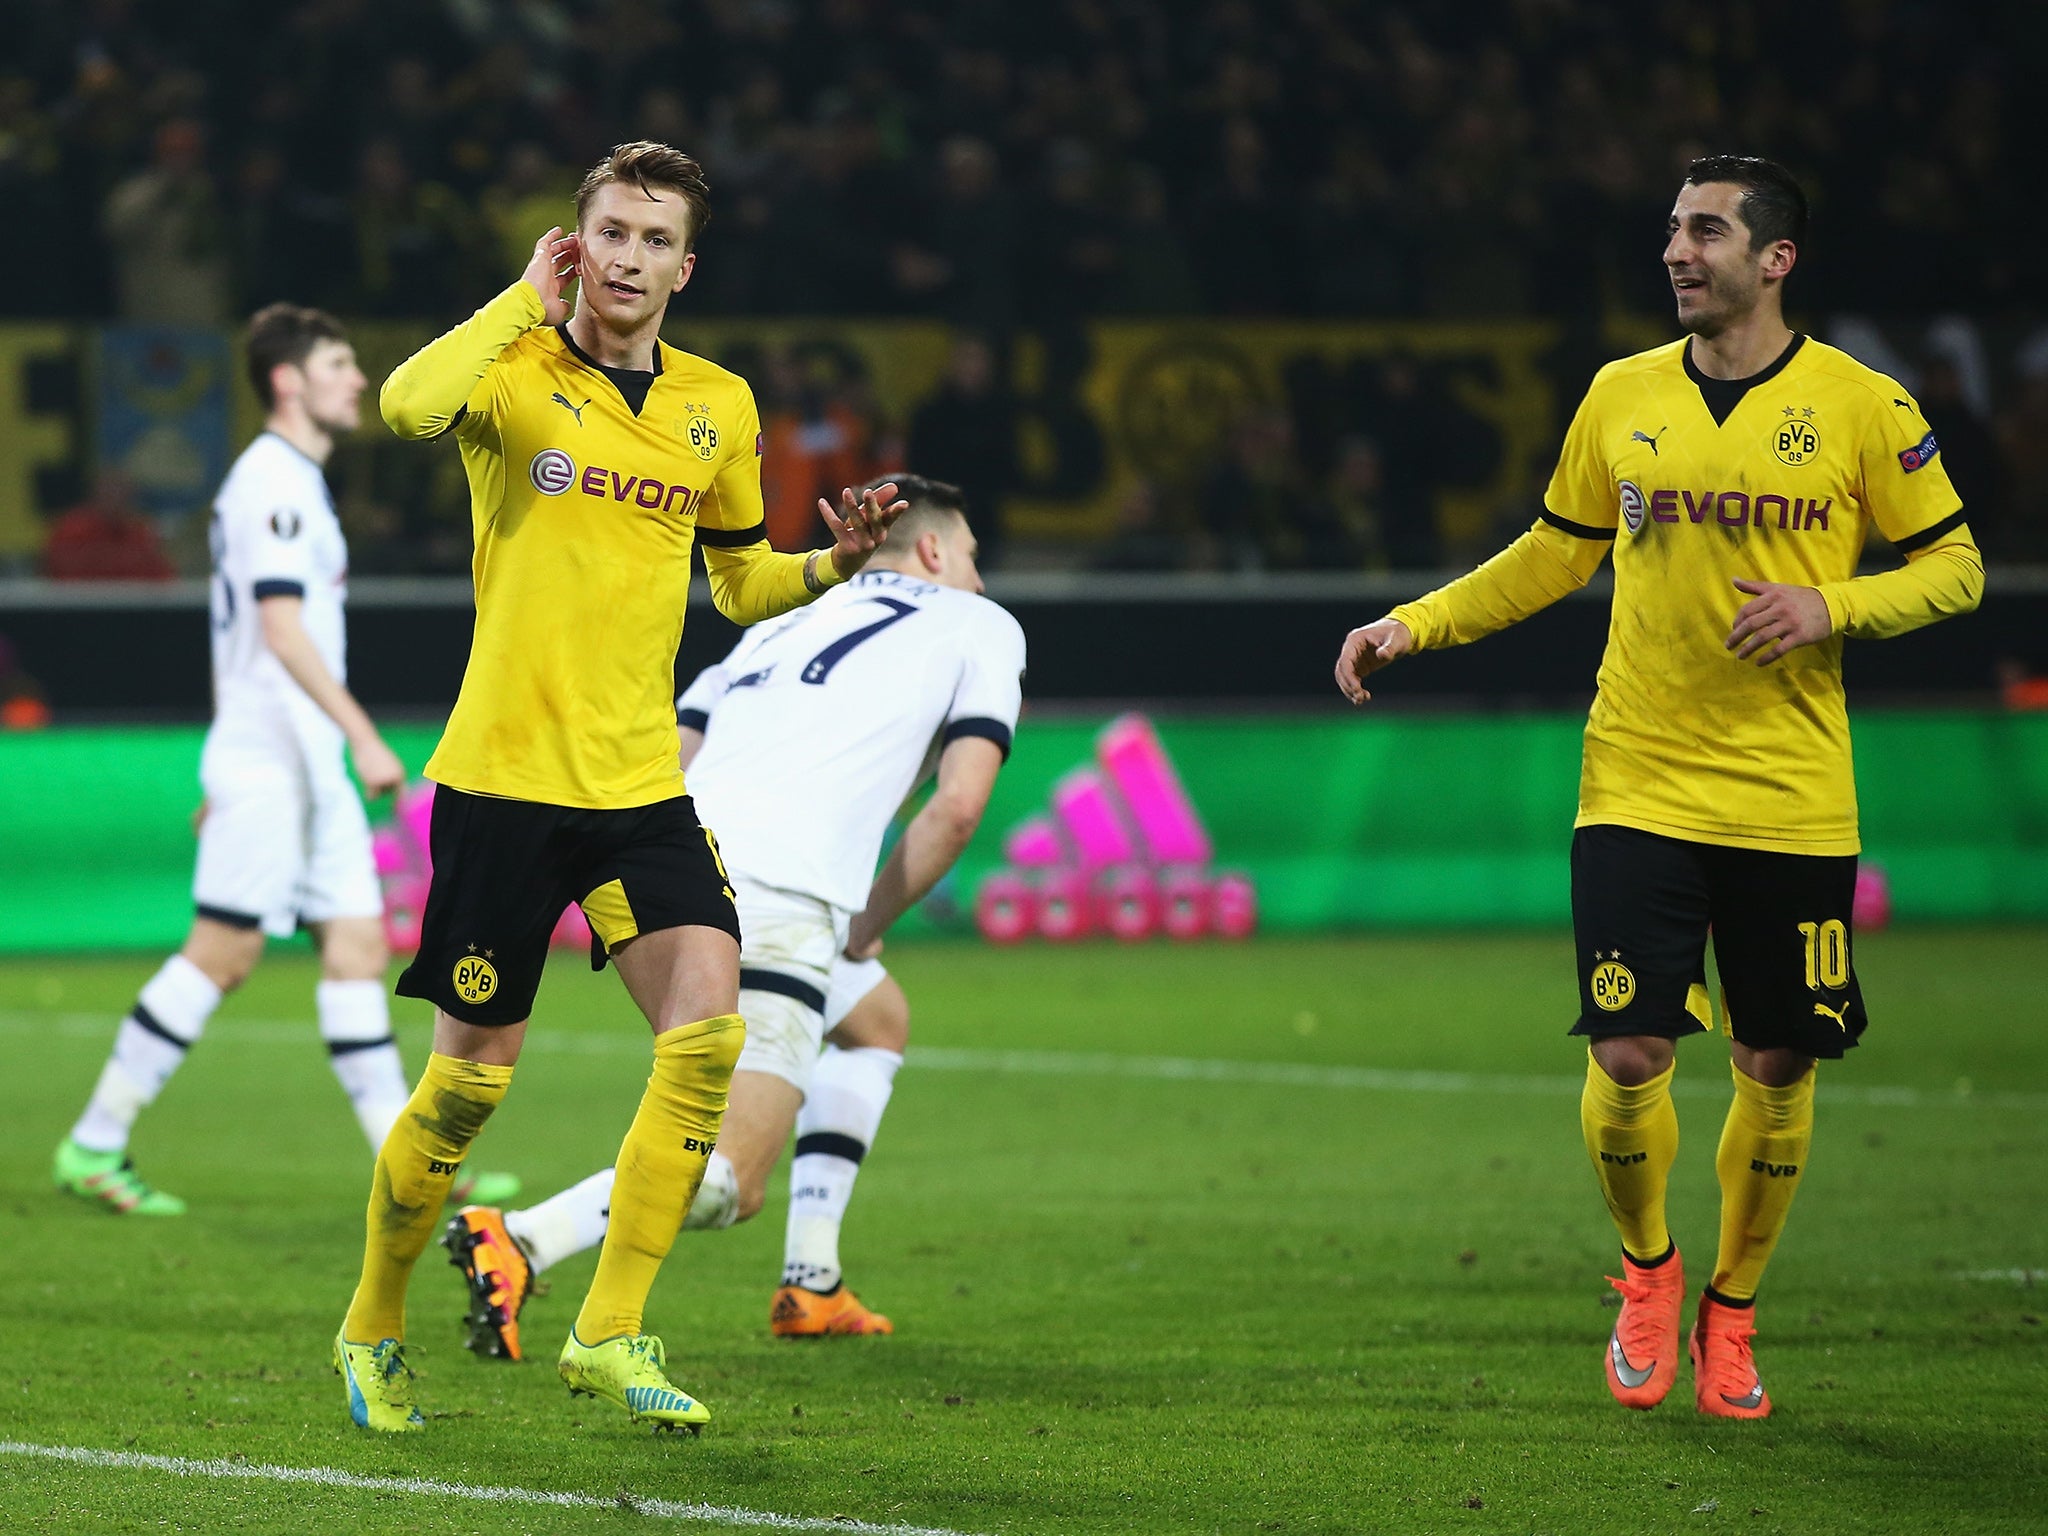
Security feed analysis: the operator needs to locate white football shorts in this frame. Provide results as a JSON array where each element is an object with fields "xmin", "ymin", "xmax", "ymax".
[
  {"xmin": 824, "ymin": 953, "xmax": 890, "ymax": 1031},
  {"xmin": 192, "ymin": 740, "xmax": 381, "ymax": 939},
  {"xmin": 733, "ymin": 876, "xmax": 894, "ymax": 1090}
]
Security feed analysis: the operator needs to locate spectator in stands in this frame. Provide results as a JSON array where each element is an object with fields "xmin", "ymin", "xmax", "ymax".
[
  {"xmin": 41, "ymin": 471, "xmax": 175, "ymax": 582},
  {"xmin": 758, "ymin": 348, "xmax": 887, "ymax": 552},
  {"xmin": 908, "ymin": 335, "xmax": 1018, "ymax": 566},
  {"xmin": 1917, "ymin": 357, "xmax": 2009, "ymax": 559},
  {"xmin": 102, "ymin": 118, "xmax": 229, "ymax": 325}
]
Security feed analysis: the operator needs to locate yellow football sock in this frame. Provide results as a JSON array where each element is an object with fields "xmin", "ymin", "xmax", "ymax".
[
  {"xmin": 575, "ymin": 1013, "xmax": 744, "ymax": 1342},
  {"xmin": 1710, "ymin": 1061, "xmax": 1816, "ymax": 1302},
  {"xmin": 343, "ymin": 1052, "xmax": 512, "ymax": 1343},
  {"xmin": 1580, "ymin": 1050, "xmax": 1680, "ymax": 1264}
]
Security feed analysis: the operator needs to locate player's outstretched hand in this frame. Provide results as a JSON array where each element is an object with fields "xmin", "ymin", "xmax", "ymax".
[
  {"xmin": 1726, "ymin": 578, "xmax": 1833, "ymax": 666},
  {"xmin": 523, "ymin": 226, "xmax": 581, "ymax": 326},
  {"xmin": 351, "ymin": 736, "xmax": 406, "ymax": 799},
  {"xmin": 1335, "ymin": 617, "xmax": 1414, "ymax": 704},
  {"xmin": 821, "ymin": 482, "xmax": 910, "ymax": 578}
]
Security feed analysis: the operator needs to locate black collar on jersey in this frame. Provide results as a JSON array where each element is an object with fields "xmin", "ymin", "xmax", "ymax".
[
  {"xmin": 1684, "ymin": 332, "xmax": 1805, "ymax": 427},
  {"xmin": 557, "ymin": 324, "xmax": 662, "ymax": 417}
]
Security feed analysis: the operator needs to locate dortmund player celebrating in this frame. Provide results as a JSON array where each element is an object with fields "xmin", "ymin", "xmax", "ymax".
[
  {"xmin": 332, "ymin": 141, "xmax": 903, "ymax": 1434},
  {"xmin": 1334, "ymin": 157, "xmax": 1980, "ymax": 1420}
]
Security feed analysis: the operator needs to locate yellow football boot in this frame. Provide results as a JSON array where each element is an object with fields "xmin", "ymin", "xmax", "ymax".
[
  {"xmin": 333, "ymin": 1334, "xmax": 425, "ymax": 1433},
  {"xmin": 558, "ymin": 1330, "xmax": 711, "ymax": 1434}
]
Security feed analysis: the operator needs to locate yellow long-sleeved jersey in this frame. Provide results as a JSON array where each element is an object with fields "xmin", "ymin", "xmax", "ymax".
[
  {"xmin": 383, "ymin": 283, "xmax": 836, "ymax": 808},
  {"xmin": 1392, "ymin": 335, "xmax": 1982, "ymax": 855}
]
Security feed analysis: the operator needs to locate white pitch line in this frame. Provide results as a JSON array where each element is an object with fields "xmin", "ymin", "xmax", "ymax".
[
  {"xmin": 1957, "ymin": 1269, "xmax": 2046, "ymax": 1284},
  {"xmin": 0, "ymin": 1441, "xmax": 978, "ymax": 1536},
  {"xmin": 4, "ymin": 1009, "xmax": 2044, "ymax": 1111}
]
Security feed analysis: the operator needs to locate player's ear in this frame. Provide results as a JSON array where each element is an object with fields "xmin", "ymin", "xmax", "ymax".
[
  {"xmin": 672, "ymin": 252, "xmax": 696, "ymax": 294},
  {"xmin": 1761, "ymin": 238, "xmax": 1796, "ymax": 284},
  {"xmin": 918, "ymin": 530, "xmax": 944, "ymax": 575},
  {"xmin": 268, "ymin": 361, "xmax": 301, "ymax": 405}
]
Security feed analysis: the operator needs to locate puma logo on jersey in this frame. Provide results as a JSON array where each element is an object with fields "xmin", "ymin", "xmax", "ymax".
[
  {"xmin": 551, "ymin": 392, "xmax": 591, "ymax": 425},
  {"xmin": 1631, "ymin": 428, "xmax": 1668, "ymax": 455},
  {"xmin": 1813, "ymin": 1000, "xmax": 1851, "ymax": 1029}
]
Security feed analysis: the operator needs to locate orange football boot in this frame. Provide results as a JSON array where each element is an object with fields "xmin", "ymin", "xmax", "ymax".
[
  {"xmin": 769, "ymin": 1284, "xmax": 894, "ymax": 1337},
  {"xmin": 1603, "ymin": 1246, "xmax": 1685, "ymax": 1409},
  {"xmin": 1690, "ymin": 1294, "xmax": 1772, "ymax": 1419},
  {"xmin": 443, "ymin": 1206, "xmax": 533, "ymax": 1361}
]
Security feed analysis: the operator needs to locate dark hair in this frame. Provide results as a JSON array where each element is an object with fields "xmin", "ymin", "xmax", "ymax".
[
  {"xmin": 1683, "ymin": 156, "xmax": 1808, "ymax": 251},
  {"xmin": 862, "ymin": 472, "xmax": 970, "ymax": 543},
  {"xmin": 245, "ymin": 304, "xmax": 349, "ymax": 409},
  {"xmin": 576, "ymin": 141, "xmax": 712, "ymax": 250}
]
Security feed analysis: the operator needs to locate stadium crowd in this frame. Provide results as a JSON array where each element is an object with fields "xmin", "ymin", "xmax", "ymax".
[{"xmin": 3, "ymin": 0, "xmax": 2044, "ymax": 570}]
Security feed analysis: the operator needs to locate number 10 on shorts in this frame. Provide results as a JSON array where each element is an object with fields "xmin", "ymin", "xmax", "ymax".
[{"xmin": 1798, "ymin": 919, "xmax": 1848, "ymax": 990}]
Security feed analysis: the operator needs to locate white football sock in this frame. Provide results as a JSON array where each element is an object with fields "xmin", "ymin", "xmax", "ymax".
[
  {"xmin": 683, "ymin": 1151, "xmax": 739, "ymax": 1230},
  {"xmin": 317, "ymin": 979, "xmax": 408, "ymax": 1151},
  {"xmin": 70, "ymin": 955, "xmax": 222, "ymax": 1153},
  {"xmin": 505, "ymin": 1167, "xmax": 615, "ymax": 1275},
  {"xmin": 782, "ymin": 1045, "xmax": 902, "ymax": 1292}
]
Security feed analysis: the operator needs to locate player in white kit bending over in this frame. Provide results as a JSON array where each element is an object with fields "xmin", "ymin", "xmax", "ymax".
[
  {"xmin": 52, "ymin": 305, "xmax": 511, "ymax": 1214},
  {"xmin": 446, "ymin": 474, "xmax": 1025, "ymax": 1353}
]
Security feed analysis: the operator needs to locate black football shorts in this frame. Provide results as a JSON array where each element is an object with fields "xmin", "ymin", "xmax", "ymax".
[
  {"xmin": 396, "ymin": 786, "xmax": 741, "ymax": 1026},
  {"xmin": 1569, "ymin": 823, "xmax": 1867, "ymax": 1058}
]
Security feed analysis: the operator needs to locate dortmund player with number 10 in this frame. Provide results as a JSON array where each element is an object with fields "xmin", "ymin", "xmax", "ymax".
[
  {"xmin": 331, "ymin": 141, "xmax": 905, "ymax": 1433},
  {"xmin": 1336, "ymin": 157, "xmax": 1980, "ymax": 1420}
]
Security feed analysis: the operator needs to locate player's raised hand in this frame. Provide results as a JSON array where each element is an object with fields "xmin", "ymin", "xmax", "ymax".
[
  {"xmin": 1726, "ymin": 578, "xmax": 1834, "ymax": 666},
  {"xmin": 350, "ymin": 735, "xmax": 406, "ymax": 799},
  {"xmin": 523, "ymin": 226, "xmax": 581, "ymax": 326},
  {"xmin": 1335, "ymin": 617, "xmax": 1414, "ymax": 704},
  {"xmin": 820, "ymin": 482, "xmax": 910, "ymax": 578}
]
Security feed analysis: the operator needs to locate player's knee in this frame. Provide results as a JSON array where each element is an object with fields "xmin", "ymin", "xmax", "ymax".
[
  {"xmin": 318, "ymin": 920, "xmax": 388, "ymax": 981},
  {"xmin": 183, "ymin": 922, "xmax": 264, "ymax": 992},
  {"xmin": 832, "ymin": 978, "xmax": 910, "ymax": 1054},
  {"xmin": 1590, "ymin": 1034, "xmax": 1674, "ymax": 1086}
]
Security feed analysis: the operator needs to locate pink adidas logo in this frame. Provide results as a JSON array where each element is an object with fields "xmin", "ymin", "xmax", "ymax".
[{"xmin": 977, "ymin": 714, "xmax": 1256, "ymax": 943}]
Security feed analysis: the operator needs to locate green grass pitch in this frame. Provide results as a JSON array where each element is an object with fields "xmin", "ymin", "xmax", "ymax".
[{"xmin": 1, "ymin": 931, "xmax": 2043, "ymax": 1534}]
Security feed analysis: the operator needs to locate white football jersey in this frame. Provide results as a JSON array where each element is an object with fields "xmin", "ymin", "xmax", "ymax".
[
  {"xmin": 205, "ymin": 432, "xmax": 350, "ymax": 763},
  {"xmin": 679, "ymin": 569, "xmax": 1026, "ymax": 912}
]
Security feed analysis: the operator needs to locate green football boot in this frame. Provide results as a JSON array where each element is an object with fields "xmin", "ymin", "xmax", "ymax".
[
  {"xmin": 334, "ymin": 1333, "xmax": 425, "ymax": 1433},
  {"xmin": 52, "ymin": 1138, "xmax": 186, "ymax": 1215},
  {"xmin": 558, "ymin": 1330, "xmax": 712, "ymax": 1434},
  {"xmin": 449, "ymin": 1168, "xmax": 523, "ymax": 1206}
]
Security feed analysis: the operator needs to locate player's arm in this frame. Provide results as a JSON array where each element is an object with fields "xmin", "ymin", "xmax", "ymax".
[
  {"xmin": 1728, "ymin": 399, "xmax": 1984, "ymax": 664},
  {"xmin": 847, "ymin": 735, "xmax": 1006, "ymax": 956},
  {"xmin": 378, "ymin": 229, "xmax": 573, "ymax": 438},
  {"xmin": 1336, "ymin": 384, "xmax": 1615, "ymax": 703},
  {"xmin": 257, "ymin": 596, "xmax": 404, "ymax": 795},
  {"xmin": 700, "ymin": 470, "xmax": 907, "ymax": 630},
  {"xmin": 1336, "ymin": 519, "xmax": 1610, "ymax": 703},
  {"xmin": 675, "ymin": 661, "xmax": 731, "ymax": 770}
]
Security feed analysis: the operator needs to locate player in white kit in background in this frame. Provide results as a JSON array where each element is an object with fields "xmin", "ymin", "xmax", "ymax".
[
  {"xmin": 53, "ymin": 306, "xmax": 509, "ymax": 1215},
  {"xmin": 446, "ymin": 474, "xmax": 1025, "ymax": 1354}
]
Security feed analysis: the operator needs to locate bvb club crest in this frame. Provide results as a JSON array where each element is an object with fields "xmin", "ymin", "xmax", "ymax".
[
  {"xmin": 683, "ymin": 409, "xmax": 720, "ymax": 462},
  {"xmin": 453, "ymin": 953, "xmax": 498, "ymax": 1005},
  {"xmin": 1590, "ymin": 959, "xmax": 1635, "ymax": 1012},
  {"xmin": 1772, "ymin": 408, "xmax": 1820, "ymax": 467}
]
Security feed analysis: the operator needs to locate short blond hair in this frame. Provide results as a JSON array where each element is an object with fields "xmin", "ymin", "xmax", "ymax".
[{"xmin": 574, "ymin": 141, "xmax": 711, "ymax": 250}]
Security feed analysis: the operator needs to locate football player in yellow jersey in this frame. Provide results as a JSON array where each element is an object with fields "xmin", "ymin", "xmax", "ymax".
[
  {"xmin": 1334, "ymin": 157, "xmax": 1981, "ymax": 1422},
  {"xmin": 332, "ymin": 141, "xmax": 906, "ymax": 1434}
]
